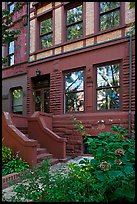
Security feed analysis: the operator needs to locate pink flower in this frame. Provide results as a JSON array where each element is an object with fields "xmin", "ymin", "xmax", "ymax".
[
  {"xmin": 100, "ymin": 161, "xmax": 111, "ymax": 171},
  {"xmin": 114, "ymin": 149, "xmax": 125, "ymax": 156},
  {"xmin": 114, "ymin": 159, "xmax": 122, "ymax": 165}
]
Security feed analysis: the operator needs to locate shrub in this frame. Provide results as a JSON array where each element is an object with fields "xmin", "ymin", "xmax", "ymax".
[
  {"xmin": 2, "ymin": 145, "xmax": 13, "ymax": 165},
  {"xmin": 3, "ymin": 122, "xmax": 135, "ymax": 202},
  {"xmin": 2, "ymin": 158, "xmax": 29, "ymax": 176},
  {"xmin": 2, "ymin": 145, "xmax": 29, "ymax": 176}
]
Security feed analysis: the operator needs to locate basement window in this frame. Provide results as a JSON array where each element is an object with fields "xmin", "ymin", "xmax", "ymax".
[
  {"xmin": 64, "ymin": 69, "xmax": 84, "ymax": 113},
  {"xmin": 96, "ymin": 63, "xmax": 120, "ymax": 110},
  {"xmin": 99, "ymin": 2, "xmax": 120, "ymax": 31}
]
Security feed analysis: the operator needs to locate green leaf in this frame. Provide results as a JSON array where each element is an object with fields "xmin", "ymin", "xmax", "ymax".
[
  {"xmin": 128, "ymin": 148, "xmax": 135, "ymax": 154},
  {"xmin": 123, "ymin": 166, "xmax": 134, "ymax": 175}
]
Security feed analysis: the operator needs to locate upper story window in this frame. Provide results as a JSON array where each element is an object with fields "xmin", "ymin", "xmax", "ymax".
[
  {"xmin": 64, "ymin": 69, "xmax": 84, "ymax": 113},
  {"xmin": 96, "ymin": 63, "xmax": 120, "ymax": 110},
  {"xmin": 7, "ymin": 2, "xmax": 14, "ymax": 14},
  {"xmin": 99, "ymin": 2, "xmax": 120, "ymax": 31},
  {"xmin": 8, "ymin": 41, "xmax": 14, "ymax": 66},
  {"xmin": 66, "ymin": 4, "xmax": 83, "ymax": 41},
  {"xmin": 40, "ymin": 15, "xmax": 52, "ymax": 49},
  {"xmin": 11, "ymin": 87, "xmax": 23, "ymax": 114}
]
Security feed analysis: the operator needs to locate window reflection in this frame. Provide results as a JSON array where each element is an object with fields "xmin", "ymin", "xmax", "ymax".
[
  {"xmin": 66, "ymin": 4, "xmax": 83, "ymax": 40},
  {"xmin": 65, "ymin": 70, "xmax": 84, "ymax": 113},
  {"xmin": 96, "ymin": 64, "xmax": 120, "ymax": 110},
  {"xmin": 99, "ymin": 2, "xmax": 120, "ymax": 31}
]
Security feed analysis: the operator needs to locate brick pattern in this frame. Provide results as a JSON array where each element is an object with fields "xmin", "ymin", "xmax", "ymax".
[
  {"xmin": 64, "ymin": 41, "xmax": 83, "ymax": 52},
  {"xmin": 50, "ymin": 69, "xmax": 62, "ymax": 114},
  {"xmin": 26, "ymin": 76, "xmax": 31, "ymax": 115},
  {"xmin": 97, "ymin": 30, "xmax": 122, "ymax": 43},
  {"xmin": 125, "ymin": 2, "xmax": 135, "ymax": 24},
  {"xmin": 86, "ymin": 2, "xmax": 94, "ymax": 35},
  {"xmin": 30, "ymin": 19, "xmax": 36, "ymax": 54},
  {"xmin": 122, "ymin": 55, "xmax": 135, "ymax": 112},
  {"xmin": 2, "ymin": 172, "xmax": 22, "ymax": 189},
  {"xmin": 55, "ymin": 7, "xmax": 62, "ymax": 45},
  {"xmin": 53, "ymin": 112, "xmax": 134, "ymax": 157},
  {"xmin": 36, "ymin": 50, "xmax": 53, "ymax": 60},
  {"xmin": 37, "ymin": 3, "xmax": 52, "ymax": 15}
]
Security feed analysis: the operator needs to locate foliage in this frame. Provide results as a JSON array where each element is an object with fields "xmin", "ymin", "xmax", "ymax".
[
  {"xmin": 2, "ymin": 145, "xmax": 13, "ymax": 165},
  {"xmin": 3, "ymin": 121, "xmax": 135, "ymax": 202},
  {"xmin": 2, "ymin": 158, "xmax": 29, "ymax": 177},
  {"xmin": 2, "ymin": 145, "xmax": 29, "ymax": 176},
  {"xmin": 2, "ymin": 2, "xmax": 22, "ymax": 64}
]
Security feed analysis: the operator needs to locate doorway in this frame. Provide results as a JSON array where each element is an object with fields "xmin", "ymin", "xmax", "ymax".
[{"xmin": 32, "ymin": 74, "xmax": 50, "ymax": 113}]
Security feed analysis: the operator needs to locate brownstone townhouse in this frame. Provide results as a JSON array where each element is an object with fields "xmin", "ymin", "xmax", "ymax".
[{"xmin": 2, "ymin": 2, "xmax": 135, "ymax": 167}]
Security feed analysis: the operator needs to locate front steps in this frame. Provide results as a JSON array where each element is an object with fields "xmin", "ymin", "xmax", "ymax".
[{"xmin": 17, "ymin": 126, "xmax": 59, "ymax": 166}]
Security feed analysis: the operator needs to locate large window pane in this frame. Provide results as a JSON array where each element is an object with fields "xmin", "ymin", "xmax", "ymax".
[
  {"xmin": 97, "ymin": 88, "xmax": 120, "ymax": 110},
  {"xmin": 97, "ymin": 64, "xmax": 119, "ymax": 88},
  {"xmin": 66, "ymin": 92, "xmax": 84, "ymax": 113},
  {"xmin": 9, "ymin": 41, "xmax": 14, "ymax": 54},
  {"xmin": 100, "ymin": 2, "xmax": 120, "ymax": 13},
  {"xmin": 67, "ymin": 5, "xmax": 82, "ymax": 25},
  {"xmin": 67, "ymin": 23, "xmax": 83, "ymax": 40},
  {"xmin": 65, "ymin": 70, "xmax": 84, "ymax": 113},
  {"xmin": 96, "ymin": 63, "xmax": 120, "ymax": 110},
  {"xmin": 100, "ymin": 2, "xmax": 120, "ymax": 31},
  {"xmin": 8, "ymin": 2, "xmax": 14, "ymax": 13},
  {"xmin": 41, "ymin": 34, "xmax": 52, "ymax": 48},
  {"xmin": 10, "ymin": 55, "xmax": 14, "ymax": 66},
  {"xmin": 65, "ymin": 70, "xmax": 84, "ymax": 92},
  {"xmin": 66, "ymin": 4, "xmax": 83, "ymax": 40},
  {"xmin": 40, "ymin": 18, "xmax": 52, "ymax": 35}
]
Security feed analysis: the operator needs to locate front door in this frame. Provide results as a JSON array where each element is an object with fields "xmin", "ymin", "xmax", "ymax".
[
  {"xmin": 34, "ymin": 88, "xmax": 50, "ymax": 112},
  {"xmin": 32, "ymin": 74, "xmax": 50, "ymax": 113}
]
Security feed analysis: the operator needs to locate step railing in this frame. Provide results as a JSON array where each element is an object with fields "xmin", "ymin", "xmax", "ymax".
[
  {"xmin": 28, "ymin": 112, "xmax": 67, "ymax": 160},
  {"xmin": 2, "ymin": 112, "xmax": 38, "ymax": 167}
]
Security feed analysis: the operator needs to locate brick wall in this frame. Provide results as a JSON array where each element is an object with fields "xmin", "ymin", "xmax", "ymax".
[{"xmin": 50, "ymin": 69, "xmax": 62, "ymax": 114}]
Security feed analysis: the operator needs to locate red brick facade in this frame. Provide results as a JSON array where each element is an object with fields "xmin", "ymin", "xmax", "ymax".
[{"xmin": 2, "ymin": 2, "xmax": 135, "ymax": 158}]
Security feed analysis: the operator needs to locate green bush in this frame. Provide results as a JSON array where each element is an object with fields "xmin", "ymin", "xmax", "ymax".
[
  {"xmin": 2, "ymin": 145, "xmax": 13, "ymax": 165},
  {"xmin": 2, "ymin": 145, "xmax": 29, "ymax": 176},
  {"xmin": 2, "ymin": 158, "xmax": 29, "ymax": 176},
  {"xmin": 3, "ymin": 124, "xmax": 135, "ymax": 202}
]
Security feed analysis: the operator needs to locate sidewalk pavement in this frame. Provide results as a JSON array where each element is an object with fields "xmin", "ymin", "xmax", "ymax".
[{"xmin": 2, "ymin": 155, "xmax": 94, "ymax": 201}]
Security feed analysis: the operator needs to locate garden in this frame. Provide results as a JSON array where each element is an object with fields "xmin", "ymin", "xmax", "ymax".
[{"xmin": 2, "ymin": 120, "xmax": 135, "ymax": 202}]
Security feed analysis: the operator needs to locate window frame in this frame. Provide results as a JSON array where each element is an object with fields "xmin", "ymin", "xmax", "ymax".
[
  {"xmin": 64, "ymin": 68, "xmax": 85, "ymax": 114},
  {"xmin": 65, "ymin": 2, "xmax": 83, "ymax": 42},
  {"xmin": 8, "ymin": 41, "xmax": 14, "ymax": 66},
  {"xmin": 99, "ymin": 2, "xmax": 120, "ymax": 31},
  {"xmin": 11, "ymin": 87, "xmax": 23, "ymax": 114},
  {"xmin": 39, "ymin": 12, "xmax": 53, "ymax": 50},
  {"xmin": 95, "ymin": 61, "xmax": 122, "ymax": 112}
]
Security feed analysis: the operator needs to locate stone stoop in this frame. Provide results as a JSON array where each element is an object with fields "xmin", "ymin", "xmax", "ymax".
[{"xmin": 17, "ymin": 127, "xmax": 59, "ymax": 166}]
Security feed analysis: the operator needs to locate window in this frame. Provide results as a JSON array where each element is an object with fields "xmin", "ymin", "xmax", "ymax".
[
  {"xmin": 11, "ymin": 87, "xmax": 23, "ymax": 114},
  {"xmin": 96, "ymin": 63, "xmax": 120, "ymax": 110},
  {"xmin": 66, "ymin": 4, "xmax": 83, "ymax": 41},
  {"xmin": 40, "ymin": 15, "xmax": 52, "ymax": 49},
  {"xmin": 64, "ymin": 70, "xmax": 84, "ymax": 113},
  {"xmin": 8, "ymin": 41, "xmax": 14, "ymax": 66},
  {"xmin": 8, "ymin": 2, "xmax": 14, "ymax": 13},
  {"xmin": 99, "ymin": 2, "xmax": 120, "ymax": 31}
]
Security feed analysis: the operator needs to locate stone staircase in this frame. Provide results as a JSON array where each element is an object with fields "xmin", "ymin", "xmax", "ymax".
[{"xmin": 17, "ymin": 127, "xmax": 59, "ymax": 166}]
